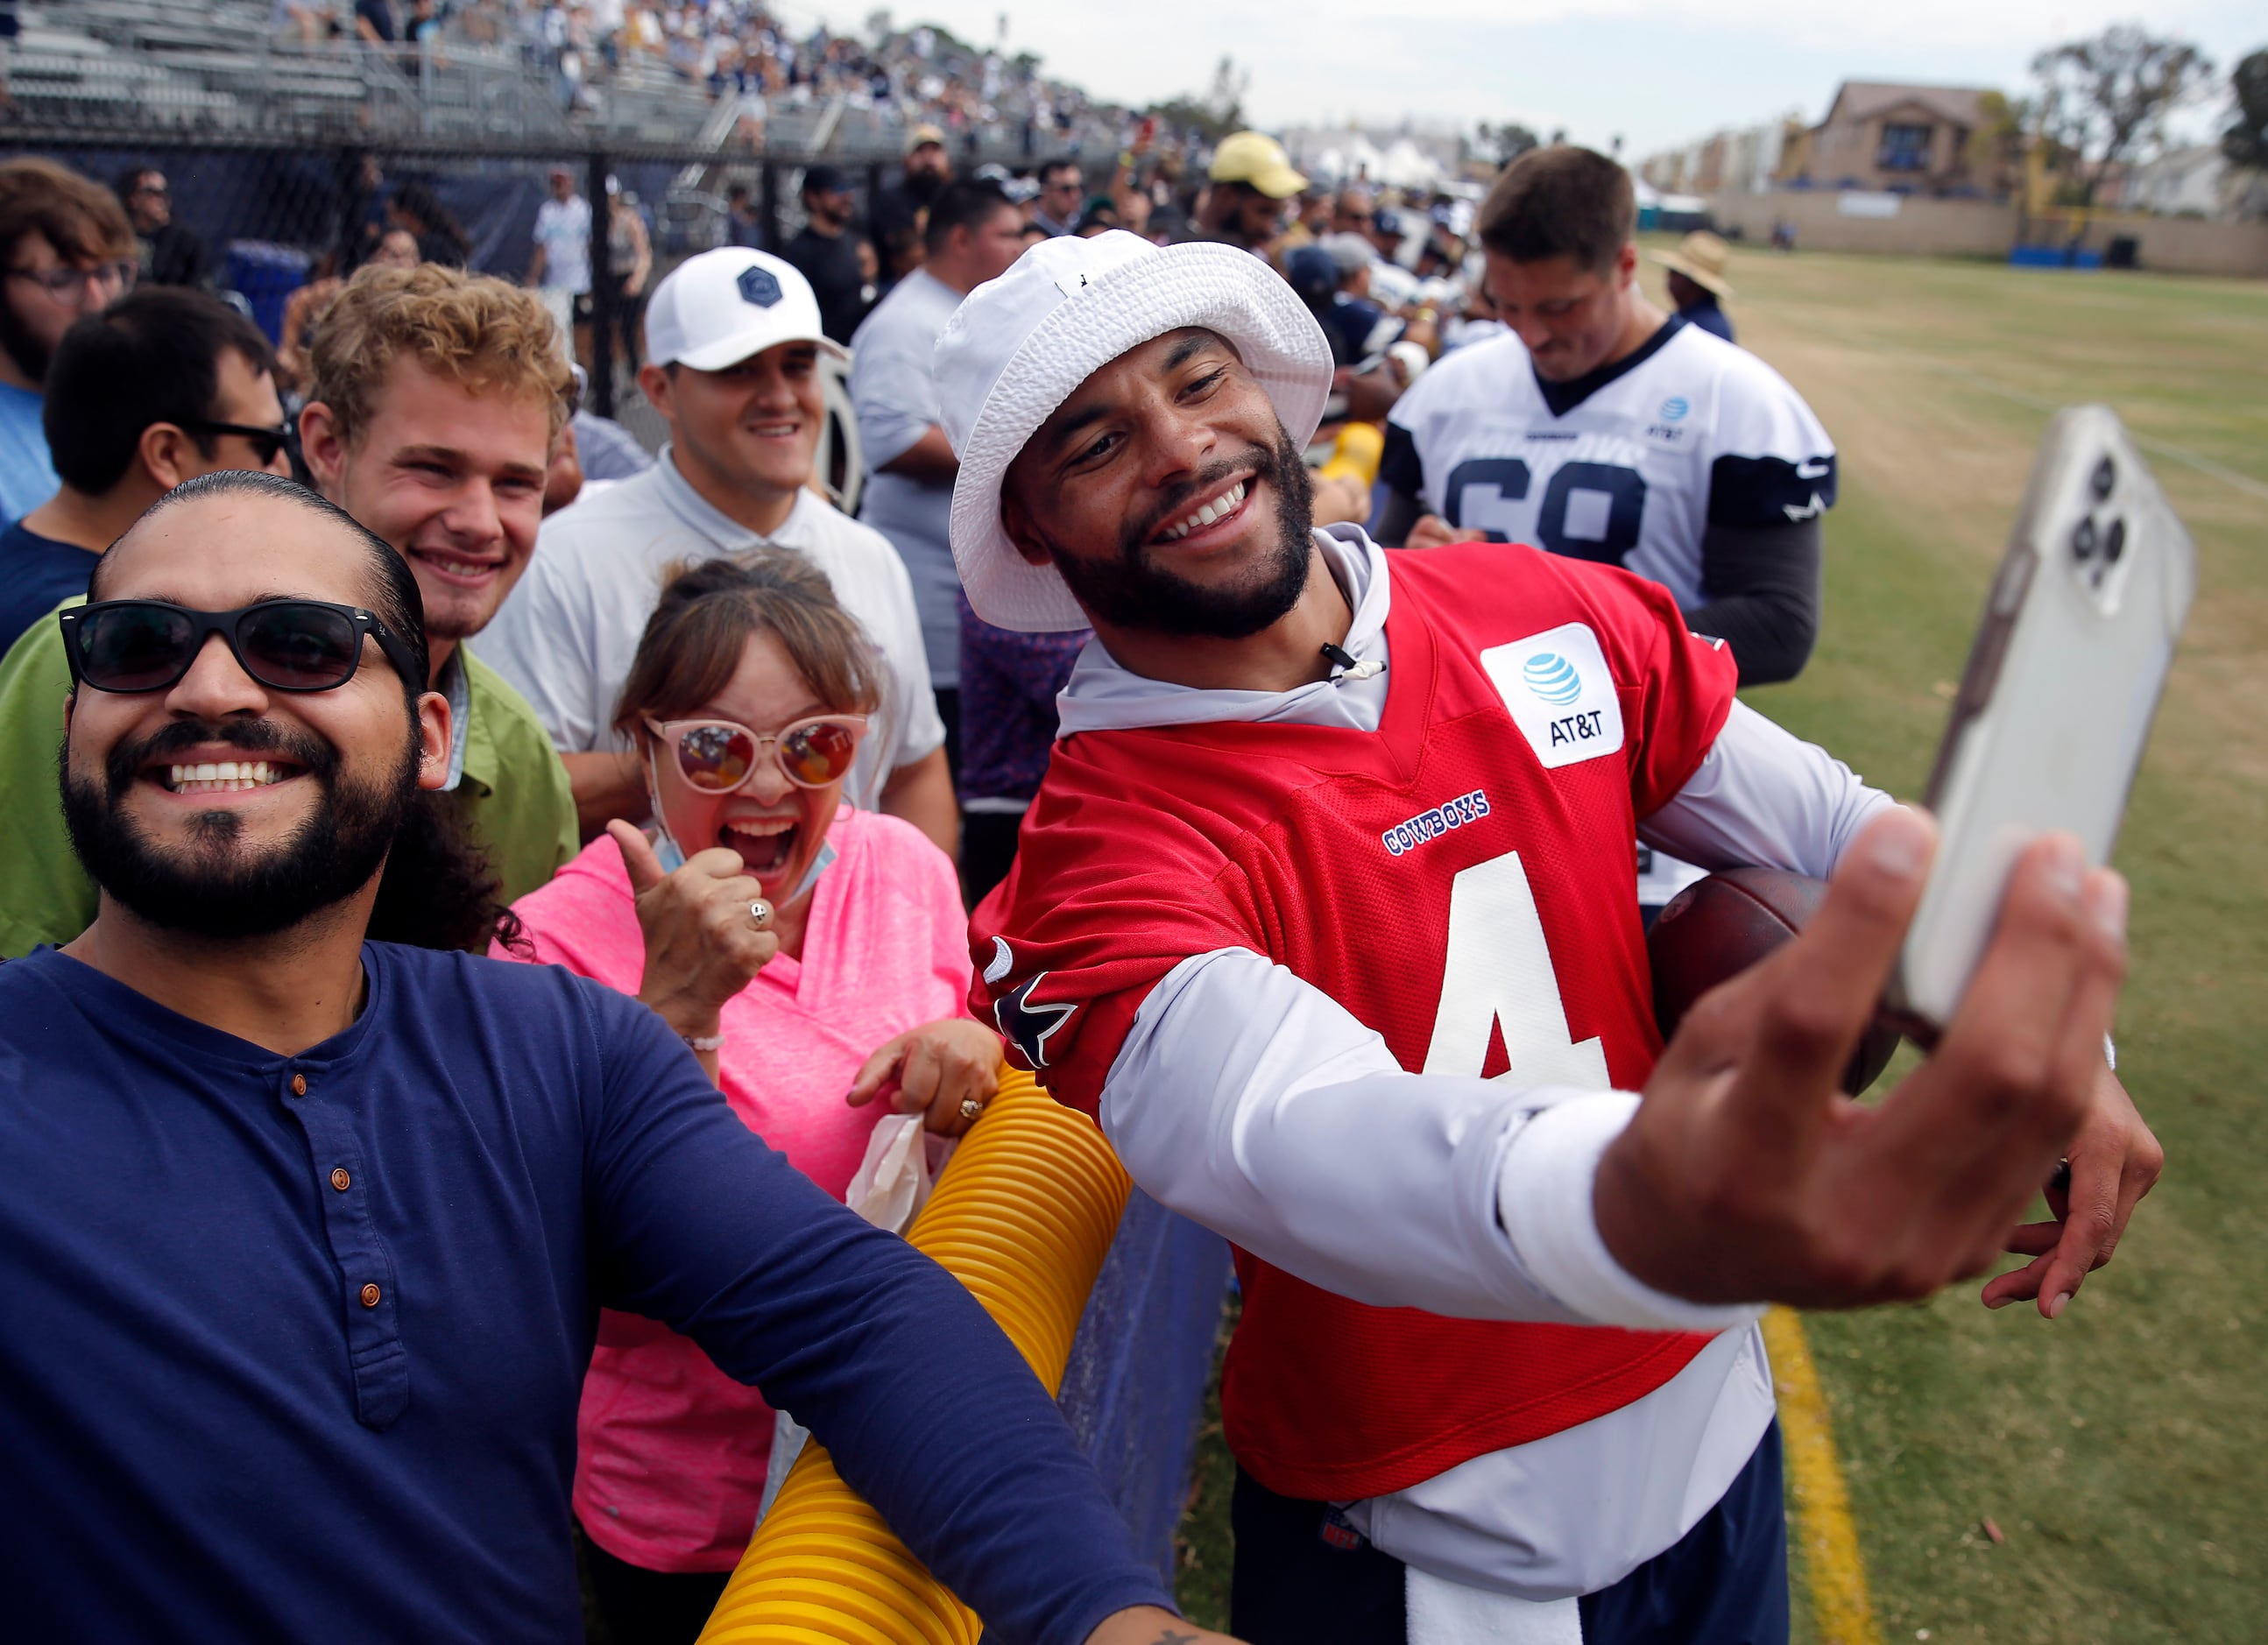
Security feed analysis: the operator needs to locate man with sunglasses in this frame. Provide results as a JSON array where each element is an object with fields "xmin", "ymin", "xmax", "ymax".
[
  {"xmin": 0, "ymin": 287, "xmax": 288, "ymax": 653},
  {"xmin": 0, "ymin": 263, "xmax": 578, "ymax": 959},
  {"xmin": 2, "ymin": 467, "xmax": 1223, "ymax": 1645},
  {"xmin": 0, "ymin": 158, "xmax": 137, "ymax": 524}
]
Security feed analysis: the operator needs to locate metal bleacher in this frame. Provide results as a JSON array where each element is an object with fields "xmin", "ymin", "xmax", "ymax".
[{"xmin": 7, "ymin": 0, "xmax": 714, "ymax": 148}]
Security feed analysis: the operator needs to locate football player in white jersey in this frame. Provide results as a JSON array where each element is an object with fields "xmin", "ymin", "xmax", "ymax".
[
  {"xmin": 1376, "ymin": 146, "xmax": 1833, "ymax": 907},
  {"xmin": 1376, "ymin": 146, "xmax": 1831, "ymax": 692}
]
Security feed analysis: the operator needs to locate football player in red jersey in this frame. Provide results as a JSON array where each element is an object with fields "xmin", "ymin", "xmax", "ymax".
[{"xmin": 933, "ymin": 232, "xmax": 2161, "ymax": 1645}]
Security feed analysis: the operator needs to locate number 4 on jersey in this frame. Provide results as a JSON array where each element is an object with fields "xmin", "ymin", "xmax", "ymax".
[{"xmin": 1421, "ymin": 851, "xmax": 1610, "ymax": 1087}]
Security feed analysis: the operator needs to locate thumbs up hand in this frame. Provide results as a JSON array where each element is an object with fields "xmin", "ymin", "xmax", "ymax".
[{"xmin": 609, "ymin": 819, "xmax": 779, "ymax": 1053}]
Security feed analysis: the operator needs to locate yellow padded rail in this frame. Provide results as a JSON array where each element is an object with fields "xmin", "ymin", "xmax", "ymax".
[{"xmin": 697, "ymin": 1065, "xmax": 1132, "ymax": 1644}]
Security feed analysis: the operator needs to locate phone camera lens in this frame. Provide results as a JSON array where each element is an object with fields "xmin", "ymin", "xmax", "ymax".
[
  {"xmin": 2072, "ymin": 517, "xmax": 2099, "ymax": 560},
  {"xmin": 2104, "ymin": 518, "xmax": 2126, "ymax": 563},
  {"xmin": 2091, "ymin": 456, "xmax": 2116, "ymax": 500}
]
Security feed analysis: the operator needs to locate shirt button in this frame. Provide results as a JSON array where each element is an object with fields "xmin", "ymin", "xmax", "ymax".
[
  {"xmin": 290, "ymin": 1074, "xmax": 307, "ymax": 1098},
  {"xmin": 360, "ymin": 1283, "xmax": 382, "ymax": 1308},
  {"xmin": 330, "ymin": 1168, "xmax": 352, "ymax": 1192}
]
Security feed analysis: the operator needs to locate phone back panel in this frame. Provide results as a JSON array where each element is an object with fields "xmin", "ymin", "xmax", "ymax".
[{"xmin": 1896, "ymin": 406, "xmax": 2196, "ymax": 1028}]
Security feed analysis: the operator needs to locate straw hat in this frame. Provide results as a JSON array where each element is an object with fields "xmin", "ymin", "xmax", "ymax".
[
  {"xmin": 935, "ymin": 230, "xmax": 1332, "ymax": 632},
  {"xmin": 1649, "ymin": 230, "xmax": 1735, "ymax": 298}
]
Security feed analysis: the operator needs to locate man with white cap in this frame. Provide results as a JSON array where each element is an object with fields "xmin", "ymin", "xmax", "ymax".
[
  {"xmin": 481, "ymin": 248, "xmax": 955, "ymax": 852},
  {"xmin": 941, "ymin": 231, "xmax": 2158, "ymax": 1643}
]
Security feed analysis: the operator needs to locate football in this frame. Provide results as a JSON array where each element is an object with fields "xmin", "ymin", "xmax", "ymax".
[{"xmin": 1648, "ymin": 867, "xmax": 1903, "ymax": 1096}]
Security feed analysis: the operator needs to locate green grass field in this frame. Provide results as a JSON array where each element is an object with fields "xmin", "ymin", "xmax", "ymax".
[{"xmin": 1175, "ymin": 245, "xmax": 2268, "ymax": 1641}]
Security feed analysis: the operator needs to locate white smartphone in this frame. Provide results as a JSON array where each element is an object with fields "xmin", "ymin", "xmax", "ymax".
[{"xmin": 1891, "ymin": 405, "xmax": 2196, "ymax": 1032}]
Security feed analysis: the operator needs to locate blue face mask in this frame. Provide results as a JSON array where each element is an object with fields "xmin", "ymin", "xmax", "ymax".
[{"xmin": 649, "ymin": 824, "xmax": 838, "ymax": 904}]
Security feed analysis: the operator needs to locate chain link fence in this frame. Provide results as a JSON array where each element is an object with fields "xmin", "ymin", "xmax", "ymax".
[{"xmin": 0, "ymin": 128, "xmax": 1098, "ymax": 492}]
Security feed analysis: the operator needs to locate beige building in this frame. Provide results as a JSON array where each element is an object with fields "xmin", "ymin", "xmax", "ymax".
[{"xmin": 1786, "ymin": 81, "xmax": 2008, "ymax": 198}]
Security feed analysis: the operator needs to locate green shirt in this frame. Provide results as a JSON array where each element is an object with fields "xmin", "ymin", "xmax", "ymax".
[{"xmin": 0, "ymin": 600, "xmax": 577, "ymax": 957}]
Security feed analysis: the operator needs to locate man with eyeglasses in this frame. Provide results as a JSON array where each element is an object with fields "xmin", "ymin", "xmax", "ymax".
[
  {"xmin": 114, "ymin": 166, "xmax": 211, "ymax": 292},
  {"xmin": 0, "ymin": 262, "xmax": 578, "ymax": 958},
  {"xmin": 0, "ymin": 158, "xmax": 137, "ymax": 523},
  {"xmin": 0, "ymin": 467, "xmax": 1219, "ymax": 1645},
  {"xmin": 0, "ymin": 288, "xmax": 289, "ymax": 653}
]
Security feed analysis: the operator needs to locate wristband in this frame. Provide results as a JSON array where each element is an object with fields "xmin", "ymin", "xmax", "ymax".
[{"xmin": 681, "ymin": 1030, "xmax": 724, "ymax": 1053}]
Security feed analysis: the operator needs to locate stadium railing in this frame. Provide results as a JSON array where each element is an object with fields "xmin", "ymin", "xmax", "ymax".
[{"xmin": 0, "ymin": 132, "xmax": 1110, "ymax": 427}]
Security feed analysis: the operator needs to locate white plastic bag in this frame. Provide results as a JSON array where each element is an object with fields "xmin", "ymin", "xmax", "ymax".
[{"xmin": 842, "ymin": 1112, "xmax": 936, "ymax": 1232}]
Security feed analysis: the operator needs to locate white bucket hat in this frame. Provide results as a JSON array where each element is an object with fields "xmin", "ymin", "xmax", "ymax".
[{"xmin": 936, "ymin": 230, "xmax": 1333, "ymax": 632}]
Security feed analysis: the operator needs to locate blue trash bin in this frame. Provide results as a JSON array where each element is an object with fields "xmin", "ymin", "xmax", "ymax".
[{"xmin": 224, "ymin": 241, "xmax": 311, "ymax": 346}]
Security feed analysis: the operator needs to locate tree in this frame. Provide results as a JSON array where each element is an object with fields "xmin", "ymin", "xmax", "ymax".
[
  {"xmin": 2030, "ymin": 25, "xmax": 2215, "ymax": 207},
  {"xmin": 2224, "ymin": 49, "xmax": 2268, "ymax": 169},
  {"xmin": 1147, "ymin": 56, "xmax": 1250, "ymax": 145},
  {"xmin": 1476, "ymin": 122, "xmax": 1540, "ymax": 167},
  {"xmin": 1963, "ymin": 88, "xmax": 2031, "ymax": 193}
]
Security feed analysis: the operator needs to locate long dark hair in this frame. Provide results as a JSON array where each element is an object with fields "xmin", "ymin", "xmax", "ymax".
[{"xmin": 369, "ymin": 792, "xmax": 523, "ymax": 954}]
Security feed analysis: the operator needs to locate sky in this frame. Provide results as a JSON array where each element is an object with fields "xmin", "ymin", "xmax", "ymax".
[{"xmin": 788, "ymin": 2, "xmax": 2263, "ymax": 161}]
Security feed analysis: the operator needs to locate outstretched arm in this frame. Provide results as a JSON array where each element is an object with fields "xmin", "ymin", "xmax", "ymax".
[{"xmin": 1098, "ymin": 811, "xmax": 2130, "ymax": 1331}]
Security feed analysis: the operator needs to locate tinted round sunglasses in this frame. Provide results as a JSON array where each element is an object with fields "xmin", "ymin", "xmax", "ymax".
[
  {"xmin": 644, "ymin": 715, "xmax": 867, "ymax": 793},
  {"xmin": 59, "ymin": 600, "xmax": 420, "ymax": 695}
]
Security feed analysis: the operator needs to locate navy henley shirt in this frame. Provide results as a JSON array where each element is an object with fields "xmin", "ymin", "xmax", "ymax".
[{"xmin": 0, "ymin": 943, "xmax": 1171, "ymax": 1643}]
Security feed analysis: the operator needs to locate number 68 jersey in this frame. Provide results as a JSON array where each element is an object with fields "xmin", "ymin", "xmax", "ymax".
[
  {"xmin": 1381, "ymin": 318, "xmax": 1835, "ymax": 609},
  {"xmin": 971, "ymin": 540, "xmax": 1742, "ymax": 1501}
]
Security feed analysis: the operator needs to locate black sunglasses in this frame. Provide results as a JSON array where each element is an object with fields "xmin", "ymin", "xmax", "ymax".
[
  {"xmin": 179, "ymin": 418, "xmax": 293, "ymax": 467},
  {"xmin": 59, "ymin": 600, "xmax": 421, "ymax": 695}
]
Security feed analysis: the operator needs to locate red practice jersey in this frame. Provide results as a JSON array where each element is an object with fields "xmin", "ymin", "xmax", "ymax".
[{"xmin": 972, "ymin": 540, "xmax": 1740, "ymax": 1501}]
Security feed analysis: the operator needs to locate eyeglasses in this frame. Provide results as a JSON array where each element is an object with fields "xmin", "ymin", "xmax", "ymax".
[
  {"xmin": 179, "ymin": 418, "xmax": 294, "ymax": 467},
  {"xmin": 7, "ymin": 260, "xmax": 137, "ymax": 303},
  {"xmin": 60, "ymin": 600, "xmax": 420, "ymax": 695},
  {"xmin": 644, "ymin": 714, "xmax": 866, "ymax": 793}
]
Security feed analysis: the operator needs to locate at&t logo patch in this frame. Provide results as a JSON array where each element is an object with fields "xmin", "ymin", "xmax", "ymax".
[{"xmin": 1480, "ymin": 622, "xmax": 1625, "ymax": 770}]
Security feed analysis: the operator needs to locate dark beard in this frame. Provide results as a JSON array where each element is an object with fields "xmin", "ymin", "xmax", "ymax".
[
  {"xmin": 904, "ymin": 169, "xmax": 946, "ymax": 208},
  {"xmin": 0, "ymin": 294, "xmax": 52, "ymax": 385},
  {"xmin": 61, "ymin": 717, "xmax": 420, "ymax": 942},
  {"xmin": 1047, "ymin": 422, "xmax": 1317, "ymax": 640}
]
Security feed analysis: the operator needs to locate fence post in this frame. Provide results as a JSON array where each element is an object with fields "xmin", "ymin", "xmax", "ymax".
[
  {"xmin": 587, "ymin": 148, "xmax": 615, "ymax": 419},
  {"xmin": 760, "ymin": 159, "xmax": 781, "ymax": 255}
]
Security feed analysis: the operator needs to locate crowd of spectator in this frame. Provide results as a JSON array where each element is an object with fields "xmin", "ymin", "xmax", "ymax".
[{"xmin": 288, "ymin": 0, "xmax": 1134, "ymax": 155}]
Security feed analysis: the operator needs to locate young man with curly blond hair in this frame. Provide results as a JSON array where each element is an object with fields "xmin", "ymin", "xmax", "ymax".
[{"xmin": 0, "ymin": 263, "xmax": 579, "ymax": 956}]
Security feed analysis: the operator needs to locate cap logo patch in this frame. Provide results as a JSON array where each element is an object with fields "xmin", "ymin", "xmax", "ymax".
[{"xmin": 738, "ymin": 266, "xmax": 782, "ymax": 307}]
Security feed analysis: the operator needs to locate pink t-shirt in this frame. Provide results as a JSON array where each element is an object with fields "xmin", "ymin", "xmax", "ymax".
[{"xmin": 493, "ymin": 807, "xmax": 974, "ymax": 1572}]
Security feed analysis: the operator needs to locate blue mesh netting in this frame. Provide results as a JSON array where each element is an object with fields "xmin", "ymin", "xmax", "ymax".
[{"xmin": 1056, "ymin": 1188, "xmax": 1233, "ymax": 1580}]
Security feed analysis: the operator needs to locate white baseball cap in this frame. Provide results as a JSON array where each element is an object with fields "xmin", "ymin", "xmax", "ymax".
[
  {"xmin": 936, "ymin": 230, "xmax": 1332, "ymax": 632},
  {"xmin": 643, "ymin": 247, "xmax": 846, "ymax": 372}
]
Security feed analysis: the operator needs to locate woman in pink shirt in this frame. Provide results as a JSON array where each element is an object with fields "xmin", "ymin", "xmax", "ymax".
[{"xmin": 495, "ymin": 550, "xmax": 1000, "ymax": 1645}]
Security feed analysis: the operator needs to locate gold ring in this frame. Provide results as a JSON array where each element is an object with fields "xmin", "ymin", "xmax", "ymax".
[
  {"xmin": 958, "ymin": 1098, "xmax": 986, "ymax": 1120},
  {"xmin": 749, "ymin": 899, "xmax": 774, "ymax": 928}
]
